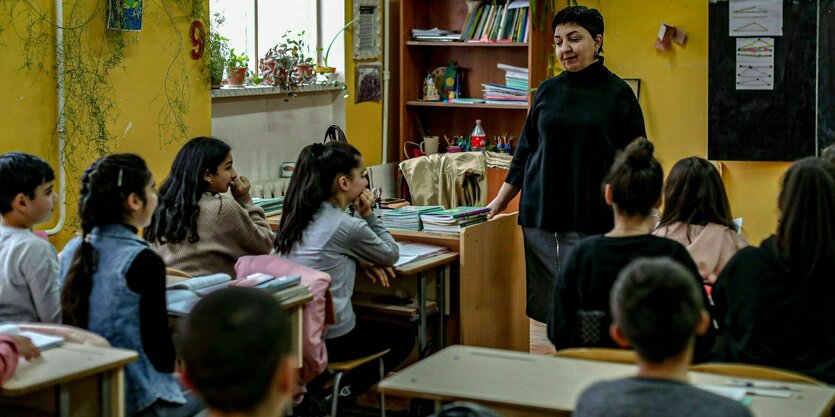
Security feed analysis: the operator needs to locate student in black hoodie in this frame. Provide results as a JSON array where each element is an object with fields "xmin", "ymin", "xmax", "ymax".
[{"xmin": 714, "ymin": 157, "xmax": 835, "ymax": 383}]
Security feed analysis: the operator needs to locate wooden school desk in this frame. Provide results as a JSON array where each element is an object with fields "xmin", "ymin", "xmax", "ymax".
[
  {"xmin": 379, "ymin": 345, "xmax": 835, "ymax": 417},
  {"xmin": 0, "ymin": 343, "xmax": 138, "ymax": 417}
]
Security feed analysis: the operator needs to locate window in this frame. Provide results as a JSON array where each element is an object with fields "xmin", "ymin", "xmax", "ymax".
[{"xmin": 211, "ymin": 0, "xmax": 319, "ymax": 73}]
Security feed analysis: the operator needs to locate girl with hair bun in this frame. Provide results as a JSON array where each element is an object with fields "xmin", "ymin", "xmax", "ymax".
[
  {"xmin": 548, "ymin": 138, "xmax": 715, "ymax": 360},
  {"xmin": 60, "ymin": 154, "xmax": 202, "ymax": 417}
]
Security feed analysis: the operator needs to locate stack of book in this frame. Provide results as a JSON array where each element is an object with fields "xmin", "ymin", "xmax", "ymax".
[
  {"xmin": 459, "ymin": 0, "xmax": 530, "ymax": 43},
  {"xmin": 381, "ymin": 205, "xmax": 444, "ymax": 231},
  {"xmin": 481, "ymin": 83, "xmax": 528, "ymax": 105},
  {"xmin": 167, "ymin": 273, "xmax": 307, "ymax": 316},
  {"xmin": 420, "ymin": 206, "xmax": 491, "ymax": 233},
  {"xmin": 498, "ymin": 63, "xmax": 529, "ymax": 91},
  {"xmin": 411, "ymin": 28, "xmax": 461, "ymax": 42},
  {"xmin": 253, "ymin": 197, "xmax": 283, "ymax": 216}
]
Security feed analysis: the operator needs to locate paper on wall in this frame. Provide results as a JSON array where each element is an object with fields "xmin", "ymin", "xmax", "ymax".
[{"xmin": 729, "ymin": 0, "xmax": 783, "ymax": 37}]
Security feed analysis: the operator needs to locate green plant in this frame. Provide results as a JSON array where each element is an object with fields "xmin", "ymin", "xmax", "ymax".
[
  {"xmin": 208, "ymin": 13, "xmax": 230, "ymax": 86},
  {"xmin": 283, "ymin": 31, "xmax": 314, "ymax": 67},
  {"xmin": 317, "ymin": 18, "xmax": 357, "ymax": 69},
  {"xmin": 227, "ymin": 48, "xmax": 249, "ymax": 69}
]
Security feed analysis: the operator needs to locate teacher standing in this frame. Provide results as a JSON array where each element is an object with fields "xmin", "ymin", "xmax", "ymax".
[{"xmin": 486, "ymin": 6, "xmax": 646, "ymax": 322}]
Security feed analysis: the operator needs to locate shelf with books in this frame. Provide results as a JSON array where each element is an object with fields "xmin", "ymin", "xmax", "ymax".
[
  {"xmin": 406, "ymin": 41, "xmax": 529, "ymax": 47},
  {"xmin": 406, "ymin": 100, "xmax": 529, "ymax": 110}
]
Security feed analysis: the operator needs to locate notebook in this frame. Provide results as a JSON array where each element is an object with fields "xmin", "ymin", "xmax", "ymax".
[{"xmin": 0, "ymin": 324, "xmax": 65, "ymax": 350}]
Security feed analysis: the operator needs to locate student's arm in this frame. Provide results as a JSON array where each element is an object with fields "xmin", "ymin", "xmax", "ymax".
[
  {"xmin": 126, "ymin": 249, "xmax": 175, "ymax": 373},
  {"xmin": 548, "ymin": 254, "xmax": 580, "ymax": 350},
  {"xmin": 0, "ymin": 335, "xmax": 19, "ymax": 384},
  {"xmin": 345, "ymin": 214, "xmax": 399, "ymax": 267},
  {"xmin": 214, "ymin": 195, "xmax": 275, "ymax": 257},
  {"xmin": 23, "ymin": 240, "xmax": 61, "ymax": 324}
]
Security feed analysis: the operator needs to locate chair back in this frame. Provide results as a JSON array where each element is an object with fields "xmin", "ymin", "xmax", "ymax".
[
  {"xmin": 690, "ymin": 363, "xmax": 825, "ymax": 385},
  {"xmin": 555, "ymin": 347, "xmax": 638, "ymax": 364}
]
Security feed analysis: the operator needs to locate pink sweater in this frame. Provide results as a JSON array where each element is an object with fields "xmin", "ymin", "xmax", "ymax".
[
  {"xmin": 653, "ymin": 222, "xmax": 748, "ymax": 283},
  {"xmin": 0, "ymin": 335, "xmax": 20, "ymax": 384}
]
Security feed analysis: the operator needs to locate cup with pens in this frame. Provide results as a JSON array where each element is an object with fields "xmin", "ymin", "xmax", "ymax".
[{"xmin": 444, "ymin": 135, "xmax": 462, "ymax": 153}]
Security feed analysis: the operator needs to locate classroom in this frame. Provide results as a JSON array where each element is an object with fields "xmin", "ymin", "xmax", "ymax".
[{"xmin": 1, "ymin": 0, "xmax": 834, "ymax": 416}]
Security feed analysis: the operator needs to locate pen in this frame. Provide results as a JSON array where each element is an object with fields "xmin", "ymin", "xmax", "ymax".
[{"xmin": 726, "ymin": 379, "xmax": 792, "ymax": 391}]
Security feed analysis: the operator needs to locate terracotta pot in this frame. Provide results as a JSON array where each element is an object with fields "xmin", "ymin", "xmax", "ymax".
[
  {"xmin": 227, "ymin": 67, "xmax": 247, "ymax": 86},
  {"xmin": 315, "ymin": 66, "xmax": 336, "ymax": 74}
]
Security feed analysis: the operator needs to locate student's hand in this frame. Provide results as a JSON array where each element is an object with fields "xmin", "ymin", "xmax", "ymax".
[
  {"xmin": 9, "ymin": 335, "xmax": 40, "ymax": 360},
  {"xmin": 231, "ymin": 176, "xmax": 251, "ymax": 198},
  {"xmin": 358, "ymin": 260, "xmax": 395, "ymax": 287},
  {"xmin": 354, "ymin": 189, "xmax": 375, "ymax": 218}
]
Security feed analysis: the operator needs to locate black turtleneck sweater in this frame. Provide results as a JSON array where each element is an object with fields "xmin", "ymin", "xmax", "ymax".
[{"xmin": 506, "ymin": 58, "xmax": 646, "ymax": 234}]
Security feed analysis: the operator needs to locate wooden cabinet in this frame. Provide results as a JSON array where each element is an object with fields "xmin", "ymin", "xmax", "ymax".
[{"xmin": 398, "ymin": 0, "xmax": 551, "ymax": 159}]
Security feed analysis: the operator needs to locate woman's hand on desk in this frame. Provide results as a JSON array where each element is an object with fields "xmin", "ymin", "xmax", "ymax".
[
  {"xmin": 9, "ymin": 335, "xmax": 40, "ymax": 360},
  {"xmin": 358, "ymin": 260, "xmax": 395, "ymax": 287}
]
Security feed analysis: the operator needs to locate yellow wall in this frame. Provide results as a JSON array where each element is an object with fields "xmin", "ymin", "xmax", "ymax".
[{"xmin": 0, "ymin": 1, "xmax": 211, "ymax": 249}]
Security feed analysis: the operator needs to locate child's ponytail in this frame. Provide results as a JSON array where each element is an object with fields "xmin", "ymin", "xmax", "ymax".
[
  {"xmin": 61, "ymin": 154, "xmax": 152, "ymax": 328},
  {"xmin": 604, "ymin": 137, "xmax": 663, "ymax": 216}
]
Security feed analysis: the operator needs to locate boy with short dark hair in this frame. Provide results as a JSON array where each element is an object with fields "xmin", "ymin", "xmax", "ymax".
[
  {"xmin": 0, "ymin": 152, "xmax": 60, "ymax": 323},
  {"xmin": 180, "ymin": 287, "xmax": 296, "ymax": 417},
  {"xmin": 573, "ymin": 257, "xmax": 752, "ymax": 417}
]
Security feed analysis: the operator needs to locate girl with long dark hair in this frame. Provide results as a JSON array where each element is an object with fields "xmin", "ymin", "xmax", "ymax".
[
  {"xmin": 59, "ymin": 154, "xmax": 202, "ymax": 417},
  {"xmin": 276, "ymin": 126, "xmax": 413, "ymax": 401},
  {"xmin": 714, "ymin": 157, "xmax": 835, "ymax": 383},
  {"xmin": 653, "ymin": 157, "xmax": 748, "ymax": 282},
  {"xmin": 146, "ymin": 137, "xmax": 273, "ymax": 276}
]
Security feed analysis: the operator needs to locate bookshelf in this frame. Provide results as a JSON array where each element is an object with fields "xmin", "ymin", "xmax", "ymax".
[{"xmin": 398, "ymin": 0, "xmax": 551, "ymax": 159}]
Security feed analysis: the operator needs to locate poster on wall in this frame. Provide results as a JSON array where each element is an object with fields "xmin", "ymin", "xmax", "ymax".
[
  {"xmin": 355, "ymin": 63, "xmax": 382, "ymax": 103},
  {"xmin": 107, "ymin": 0, "xmax": 143, "ymax": 31},
  {"xmin": 729, "ymin": 0, "xmax": 782, "ymax": 36},
  {"xmin": 353, "ymin": 0, "xmax": 381, "ymax": 59},
  {"xmin": 736, "ymin": 37, "xmax": 774, "ymax": 90}
]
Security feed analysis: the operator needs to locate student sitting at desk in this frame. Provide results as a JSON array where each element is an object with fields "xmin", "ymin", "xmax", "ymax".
[
  {"xmin": 180, "ymin": 287, "xmax": 296, "ymax": 417},
  {"xmin": 713, "ymin": 157, "xmax": 835, "ymax": 384},
  {"xmin": 548, "ymin": 138, "xmax": 715, "ymax": 359},
  {"xmin": 274, "ymin": 127, "xmax": 414, "ymax": 404},
  {"xmin": 59, "ymin": 154, "xmax": 203, "ymax": 417},
  {"xmin": 573, "ymin": 258, "xmax": 752, "ymax": 417},
  {"xmin": 0, "ymin": 152, "xmax": 61, "ymax": 323},
  {"xmin": 146, "ymin": 137, "xmax": 274, "ymax": 277}
]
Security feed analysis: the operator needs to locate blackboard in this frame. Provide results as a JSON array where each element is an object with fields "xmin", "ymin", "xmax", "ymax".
[{"xmin": 708, "ymin": 0, "xmax": 834, "ymax": 161}]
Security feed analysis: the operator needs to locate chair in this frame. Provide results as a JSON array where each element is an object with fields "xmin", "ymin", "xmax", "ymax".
[
  {"xmin": 555, "ymin": 347, "xmax": 638, "ymax": 364},
  {"xmin": 689, "ymin": 363, "xmax": 826, "ymax": 385},
  {"xmin": 327, "ymin": 348, "xmax": 390, "ymax": 417},
  {"xmin": 165, "ymin": 267, "xmax": 192, "ymax": 278}
]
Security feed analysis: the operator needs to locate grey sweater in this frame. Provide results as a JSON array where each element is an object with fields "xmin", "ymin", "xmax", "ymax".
[
  {"xmin": 280, "ymin": 203, "xmax": 399, "ymax": 338},
  {"xmin": 0, "ymin": 225, "xmax": 60, "ymax": 323},
  {"xmin": 574, "ymin": 377, "xmax": 753, "ymax": 417}
]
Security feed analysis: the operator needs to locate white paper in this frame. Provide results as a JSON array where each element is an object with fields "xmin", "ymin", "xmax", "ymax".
[
  {"xmin": 736, "ymin": 38, "xmax": 774, "ymax": 90},
  {"xmin": 729, "ymin": 0, "xmax": 783, "ymax": 37}
]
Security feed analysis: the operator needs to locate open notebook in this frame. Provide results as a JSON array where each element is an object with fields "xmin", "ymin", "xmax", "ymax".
[{"xmin": 0, "ymin": 324, "xmax": 65, "ymax": 350}]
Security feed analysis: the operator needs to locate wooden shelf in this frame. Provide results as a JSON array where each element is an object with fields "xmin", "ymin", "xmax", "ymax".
[
  {"xmin": 407, "ymin": 41, "xmax": 528, "ymax": 47},
  {"xmin": 406, "ymin": 100, "xmax": 529, "ymax": 110},
  {"xmin": 353, "ymin": 293, "xmax": 438, "ymax": 319}
]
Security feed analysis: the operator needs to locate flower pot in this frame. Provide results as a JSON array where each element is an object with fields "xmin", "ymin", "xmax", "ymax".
[{"xmin": 227, "ymin": 67, "xmax": 247, "ymax": 86}]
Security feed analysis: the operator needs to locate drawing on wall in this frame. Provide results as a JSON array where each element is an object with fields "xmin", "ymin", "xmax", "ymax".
[
  {"xmin": 355, "ymin": 63, "xmax": 382, "ymax": 103},
  {"xmin": 729, "ymin": 0, "xmax": 783, "ymax": 36},
  {"xmin": 736, "ymin": 37, "xmax": 774, "ymax": 90},
  {"xmin": 353, "ymin": 0, "xmax": 381, "ymax": 59}
]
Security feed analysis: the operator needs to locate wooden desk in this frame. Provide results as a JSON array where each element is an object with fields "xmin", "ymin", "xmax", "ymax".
[
  {"xmin": 0, "ymin": 343, "xmax": 138, "ymax": 417},
  {"xmin": 380, "ymin": 345, "xmax": 835, "ymax": 417}
]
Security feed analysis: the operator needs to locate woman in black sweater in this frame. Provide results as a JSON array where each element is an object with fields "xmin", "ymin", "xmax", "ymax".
[
  {"xmin": 713, "ymin": 157, "xmax": 835, "ymax": 383},
  {"xmin": 486, "ymin": 6, "xmax": 646, "ymax": 322},
  {"xmin": 547, "ymin": 138, "xmax": 716, "ymax": 361}
]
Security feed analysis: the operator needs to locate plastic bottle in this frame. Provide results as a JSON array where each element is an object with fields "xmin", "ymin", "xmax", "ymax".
[{"xmin": 470, "ymin": 119, "xmax": 487, "ymax": 152}]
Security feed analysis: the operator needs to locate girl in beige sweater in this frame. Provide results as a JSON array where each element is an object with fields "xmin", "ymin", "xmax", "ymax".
[{"xmin": 146, "ymin": 137, "xmax": 273, "ymax": 277}]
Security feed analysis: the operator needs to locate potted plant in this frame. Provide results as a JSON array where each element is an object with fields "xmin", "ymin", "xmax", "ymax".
[
  {"xmin": 316, "ymin": 18, "xmax": 357, "ymax": 82},
  {"xmin": 259, "ymin": 36, "xmax": 302, "ymax": 94},
  {"xmin": 283, "ymin": 31, "xmax": 315, "ymax": 83},
  {"xmin": 226, "ymin": 48, "xmax": 249, "ymax": 87},
  {"xmin": 208, "ymin": 13, "xmax": 230, "ymax": 88}
]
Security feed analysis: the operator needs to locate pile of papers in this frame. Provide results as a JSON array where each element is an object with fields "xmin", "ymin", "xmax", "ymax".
[
  {"xmin": 499, "ymin": 63, "xmax": 529, "ymax": 91},
  {"xmin": 481, "ymin": 83, "xmax": 527, "ymax": 106},
  {"xmin": 411, "ymin": 28, "xmax": 462, "ymax": 42},
  {"xmin": 253, "ymin": 197, "xmax": 283, "ymax": 216},
  {"xmin": 381, "ymin": 205, "xmax": 444, "ymax": 231},
  {"xmin": 395, "ymin": 241, "xmax": 450, "ymax": 267},
  {"xmin": 420, "ymin": 206, "xmax": 490, "ymax": 234}
]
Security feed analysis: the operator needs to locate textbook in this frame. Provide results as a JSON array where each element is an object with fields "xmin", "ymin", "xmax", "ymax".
[
  {"xmin": 422, "ymin": 217, "xmax": 487, "ymax": 233},
  {"xmin": 419, "ymin": 206, "xmax": 490, "ymax": 222},
  {"xmin": 381, "ymin": 205, "xmax": 444, "ymax": 231},
  {"xmin": 0, "ymin": 324, "xmax": 65, "ymax": 350},
  {"xmin": 166, "ymin": 273, "xmax": 232, "ymax": 296}
]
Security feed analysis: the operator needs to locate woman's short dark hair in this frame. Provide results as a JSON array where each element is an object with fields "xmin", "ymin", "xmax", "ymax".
[
  {"xmin": 604, "ymin": 137, "xmax": 663, "ymax": 216},
  {"xmin": 611, "ymin": 257, "xmax": 704, "ymax": 363},
  {"xmin": 658, "ymin": 157, "xmax": 736, "ymax": 234},
  {"xmin": 145, "ymin": 137, "xmax": 231, "ymax": 245},
  {"xmin": 551, "ymin": 6, "xmax": 605, "ymax": 53},
  {"xmin": 776, "ymin": 157, "xmax": 835, "ymax": 280}
]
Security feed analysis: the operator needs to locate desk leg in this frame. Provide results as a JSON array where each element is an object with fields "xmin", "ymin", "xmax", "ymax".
[
  {"xmin": 437, "ymin": 265, "xmax": 446, "ymax": 350},
  {"xmin": 100, "ymin": 372, "xmax": 111, "ymax": 417},
  {"xmin": 57, "ymin": 384, "xmax": 70, "ymax": 417},
  {"xmin": 418, "ymin": 271, "xmax": 427, "ymax": 358}
]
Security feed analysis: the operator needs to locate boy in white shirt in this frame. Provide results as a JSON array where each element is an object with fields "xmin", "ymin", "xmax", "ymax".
[{"xmin": 0, "ymin": 152, "xmax": 60, "ymax": 323}]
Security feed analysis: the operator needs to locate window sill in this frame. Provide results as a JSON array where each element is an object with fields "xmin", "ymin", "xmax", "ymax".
[{"xmin": 211, "ymin": 84, "xmax": 343, "ymax": 100}]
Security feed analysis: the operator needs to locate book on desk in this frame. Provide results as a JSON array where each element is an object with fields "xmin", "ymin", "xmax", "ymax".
[
  {"xmin": 0, "ymin": 324, "xmax": 65, "ymax": 350},
  {"xmin": 167, "ymin": 272, "xmax": 306, "ymax": 316}
]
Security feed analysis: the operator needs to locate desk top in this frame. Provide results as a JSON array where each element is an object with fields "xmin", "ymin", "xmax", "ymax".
[
  {"xmin": 0, "ymin": 343, "xmax": 138, "ymax": 397},
  {"xmin": 379, "ymin": 345, "xmax": 835, "ymax": 417}
]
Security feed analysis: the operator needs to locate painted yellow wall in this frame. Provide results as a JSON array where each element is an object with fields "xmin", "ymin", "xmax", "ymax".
[
  {"xmin": 1, "ymin": 1, "xmax": 211, "ymax": 250},
  {"xmin": 344, "ymin": 0, "xmax": 383, "ymax": 165}
]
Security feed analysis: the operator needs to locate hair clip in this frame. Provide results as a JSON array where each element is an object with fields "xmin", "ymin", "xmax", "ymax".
[{"xmin": 117, "ymin": 168, "xmax": 123, "ymax": 187}]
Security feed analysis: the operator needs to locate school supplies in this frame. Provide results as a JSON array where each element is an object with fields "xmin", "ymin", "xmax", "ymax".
[
  {"xmin": 252, "ymin": 197, "xmax": 284, "ymax": 216},
  {"xmin": 166, "ymin": 273, "xmax": 233, "ymax": 316},
  {"xmin": 419, "ymin": 206, "xmax": 490, "ymax": 234},
  {"xmin": 0, "ymin": 324, "xmax": 65, "ymax": 350}
]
